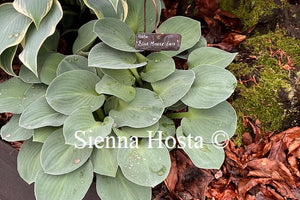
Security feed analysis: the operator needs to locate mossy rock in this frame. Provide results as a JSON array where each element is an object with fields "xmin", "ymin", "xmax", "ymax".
[
  {"xmin": 220, "ymin": 0, "xmax": 280, "ymax": 30},
  {"xmin": 228, "ymin": 28, "xmax": 300, "ymax": 145}
]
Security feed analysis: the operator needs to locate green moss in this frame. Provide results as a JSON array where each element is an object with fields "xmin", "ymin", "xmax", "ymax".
[
  {"xmin": 229, "ymin": 28, "xmax": 300, "ymax": 145},
  {"xmin": 220, "ymin": 0, "xmax": 279, "ymax": 30}
]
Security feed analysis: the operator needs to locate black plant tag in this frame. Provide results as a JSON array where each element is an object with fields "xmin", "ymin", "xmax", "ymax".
[{"xmin": 135, "ymin": 33, "xmax": 181, "ymax": 51}]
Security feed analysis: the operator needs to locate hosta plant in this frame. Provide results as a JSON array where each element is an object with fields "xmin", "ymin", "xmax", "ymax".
[{"xmin": 0, "ymin": 0, "xmax": 238, "ymax": 199}]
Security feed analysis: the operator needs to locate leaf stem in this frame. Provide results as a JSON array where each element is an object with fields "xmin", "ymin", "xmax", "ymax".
[
  {"xmin": 166, "ymin": 112, "xmax": 190, "ymax": 119},
  {"xmin": 130, "ymin": 68, "xmax": 143, "ymax": 86},
  {"xmin": 95, "ymin": 108, "xmax": 105, "ymax": 121}
]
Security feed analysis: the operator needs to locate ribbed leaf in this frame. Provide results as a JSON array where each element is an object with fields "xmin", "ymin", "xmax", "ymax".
[
  {"xmin": 33, "ymin": 127, "xmax": 58, "ymax": 143},
  {"xmin": 181, "ymin": 65, "xmax": 237, "ymax": 109},
  {"xmin": 188, "ymin": 47, "xmax": 237, "ymax": 69},
  {"xmin": 0, "ymin": 115, "xmax": 33, "ymax": 142},
  {"xmin": 40, "ymin": 128, "xmax": 93, "ymax": 175},
  {"xmin": 13, "ymin": 0, "xmax": 53, "ymax": 28},
  {"xmin": 83, "ymin": 0, "xmax": 126, "ymax": 20},
  {"xmin": 118, "ymin": 139, "xmax": 171, "ymax": 187},
  {"xmin": 101, "ymin": 68, "xmax": 135, "ymax": 85},
  {"xmin": 63, "ymin": 107, "xmax": 114, "ymax": 146},
  {"xmin": 56, "ymin": 55, "xmax": 95, "ymax": 76},
  {"xmin": 40, "ymin": 53, "xmax": 65, "ymax": 85},
  {"xmin": 141, "ymin": 53, "xmax": 175, "ymax": 83},
  {"xmin": 46, "ymin": 70, "xmax": 104, "ymax": 115},
  {"xmin": 0, "ymin": 77, "xmax": 32, "ymax": 114},
  {"xmin": 96, "ymin": 75, "xmax": 136, "ymax": 102},
  {"xmin": 0, "ymin": 3, "xmax": 31, "ymax": 55},
  {"xmin": 35, "ymin": 160, "xmax": 93, "ymax": 200},
  {"xmin": 19, "ymin": 0, "xmax": 62, "ymax": 75},
  {"xmin": 19, "ymin": 65, "xmax": 41, "ymax": 83},
  {"xmin": 109, "ymin": 88, "xmax": 164, "ymax": 128},
  {"xmin": 73, "ymin": 20, "xmax": 98, "ymax": 54},
  {"xmin": 22, "ymin": 84, "xmax": 47, "ymax": 109},
  {"xmin": 158, "ymin": 16, "xmax": 201, "ymax": 57},
  {"xmin": 0, "ymin": 46, "xmax": 17, "ymax": 76},
  {"xmin": 19, "ymin": 96, "xmax": 67, "ymax": 129},
  {"xmin": 94, "ymin": 18, "xmax": 137, "ymax": 52},
  {"xmin": 177, "ymin": 126, "xmax": 225, "ymax": 169},
  {"xmin": 125, "ymin": 0, "xmax": 161, "ymax": 33},
  {"xmin": 92, "ymin": 148, "xmax": 118, "ymax": 177},
  {"xmin": 17, "ymin": 139, "xmax": 43, "ymax": 184},
  {"xmin": 96, "ymin": 170, "xmax": 151, "ymax": 200},
  {"xmin": 89, "ymin": 43, "xmax": 146, "ymax": 69},
  {"xmin": 181, "ymin": 101, "xmax": 237, "ymax": 143},
  {"xmin": 152, "ymin": 70, "xmax": 195, "ymax": 107}
]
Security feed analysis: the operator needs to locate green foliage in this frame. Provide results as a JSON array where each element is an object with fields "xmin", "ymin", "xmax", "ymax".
[
  {"xmin": 220, "ymin": 0, "xmax": 279, "ymax": 30},
  {"xmin": 0, "ymin": 0, "xmax": 238, "ymax": 199},
  {"xmin": 228, "ymin": 29, "xmax": 300, "ymax": 145}
]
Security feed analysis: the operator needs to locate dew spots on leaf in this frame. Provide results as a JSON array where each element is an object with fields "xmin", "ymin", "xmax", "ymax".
[
  {"xmin": 151, "ymin": 165, "xmax": 167, "ymax": 176},
  {"xmin": 156, "ymin": 166, "xmax": 167, "ymax": 176}
]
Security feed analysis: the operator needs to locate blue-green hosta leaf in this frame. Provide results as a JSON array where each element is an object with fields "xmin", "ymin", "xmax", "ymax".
[
  {"xmin": 89, "ymin": 43, "xmax": 147, "ymax": 69},
  {"xmin": 73, "ymin": 20, "xmax": 98, "ymax": 54},
  {"xmin": 120, "ymin": 123, "xmax": 159, "ymax": 138},
  {"xmin": 188, "ymin": 47, "xmax": 238, "ymax": 69},
  {"xmin": 141, "ymin": 53, "xmax": 175, "ymax": 83},
  {"xmin": 109, "ymin": 88, "xmax": 164, "ymax": 128},
  {"xmin": 0, "ymin": 115, "xmax": 33, "ymax": 142},
  {"xmin": 0, "ymin": 77, "xmax": 32, "ymax": 113},
  {"xmin": 46, "ymin": 70, "xmax": 104, "ymax": 115},
  {"xmin": 13, "ymin": 0, "xmax": 53, "ymax": 28},
  {"xmin": 92, "ymin": 148, "xmax": 118, "ymax": 177},
  {"xmin": 0, "ymin": 3, "xmax": 31, "ymax": 55},
  {"xmin": 126, "ymin": 0, "xmax": 161, "ymax": 33},
  {"xmin": 177, "ymin": 36, "xmax": 207, "ymax": 59},
  {"xmin": 19, "ymin": 96, "xmax": 67, "ymax": 129},
  {"xmin": 94, "ymin": 18, "xmax": 137, "ymax": 52},
  {"xmin": 152, "ymin": 70, "xmax": 195, "ymax": 107},
  {"xmin": 42, "ymin": 29, "xmax": 60, "ymax": 52},
  {"xmin": 0, "ymin": 46, "xmax": 17, "ymax": 76},
  {"xmin": 181, "ymin": 65, "xmax": 237, "ymax": 109},
  {"xmin": 96, "ymin": 169, "xmax": 151, "ymax": 200},
  {"xmin": 96, "ymin": 75, "xmax": 136, "ymax": 102},
  {"xmin": 56, "ymin": 55, "xmax": 96, "ymax": 75},
  {"xmin": 40, "ymin": 53, "xmax": 65, "ymax": 85},
  {"xmin": 167, "ymin": 100, "xmax": 186, "ymax": 111},
  {"xmin": 118, "ymin": 139, "xmax": 171, "ymax": 187},
  {"xmin": 63, "ymin": 107, "xmax": 114, "ymax": 146},
  {"xmin": 101, "ymin": 68, "xmax": 135, "ymax": 85},
  {"xmin": 35, "ymin": 160, "xmax": 94, "ymax": 200},
  {"xmin": 40, "ymin": 128, "xmax": 93, "ymax": 175},
  {"xmin": 19, "ymin": 65, "xmax": 41, "ymax": 83},
  {"xmin": 17, "ymin": 139, "xmax": 42, "ymax": 184},
  {"xmin": 156, "ymin": 115, "xmax": 175, "ymax": 139},
  {"xmin": 33, "ymin": 127, "xmax": 58, "ymax": 143},
  {"xmin": 108, "ymin": 0, "xmax": 119, "ymax": 11},
  {"xmin": 176, "ymin": 126, "xmax": 225, "ymax": 169},
  {"xmin": 83, "ymin": 0, "xmax": 126, "ymax": 20},
  {"xmin": 104, "ymin": 96, "xmax": 119, "ymax": 115},
  {"xmin": 19, "ymin": 0, "xmax": 63, "ymax": 76},
  {"xmin": 22, "ymin": 84, "xmax": 47, "ymax": 109},
  {"xmin": 158, "ymin": 16, "xmax": 201, "ymax": 57},
  {"xmin": 181, "ymin": 101, "xmax": 237, "ymax": 143}
]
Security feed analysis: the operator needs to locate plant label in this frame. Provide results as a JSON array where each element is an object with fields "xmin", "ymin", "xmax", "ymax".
[{"xmin": 135, "ymin": 33, "xmax": 181, "ymax": 51}]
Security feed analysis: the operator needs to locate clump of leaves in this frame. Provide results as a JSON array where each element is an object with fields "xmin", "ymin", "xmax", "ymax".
[{"xmin": 0, "ymin": 0, "xmax": 238, "ymax": 199}]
